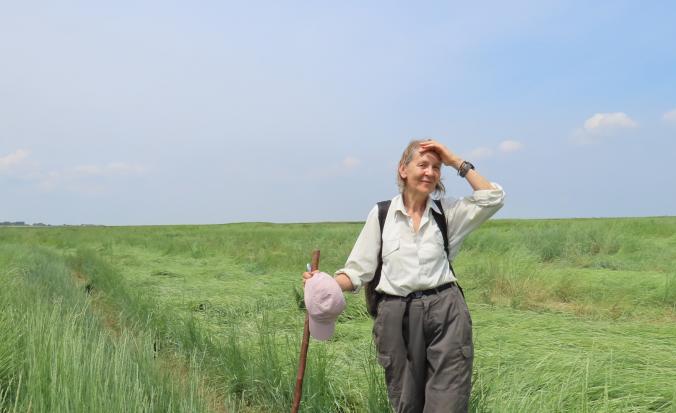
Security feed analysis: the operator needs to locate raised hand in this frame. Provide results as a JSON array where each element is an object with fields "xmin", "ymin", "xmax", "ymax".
[{"xmin": 419, "ymin": 139, "xmax": 463, "ymax": 170}]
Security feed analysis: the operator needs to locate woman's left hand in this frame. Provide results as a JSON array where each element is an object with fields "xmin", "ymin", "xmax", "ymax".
[{"xmin": 419, "ymin": 140, "xmax": 463, "ymax": 170}]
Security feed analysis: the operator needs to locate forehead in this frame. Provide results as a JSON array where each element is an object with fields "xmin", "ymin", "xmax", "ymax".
[{"xmin": 411, "ymin": 149, "xmax": 441, "ymax": 164}]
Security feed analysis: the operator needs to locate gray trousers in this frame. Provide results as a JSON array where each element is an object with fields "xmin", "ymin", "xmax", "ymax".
[{"xmin": 373, "ymin": 284, "xmax": 473, "ymax": 413}]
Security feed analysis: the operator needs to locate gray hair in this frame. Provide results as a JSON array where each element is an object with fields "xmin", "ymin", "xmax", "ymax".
[{"xmin": 396, "ymin": 139, "xmax": 446, "ymax": 196}]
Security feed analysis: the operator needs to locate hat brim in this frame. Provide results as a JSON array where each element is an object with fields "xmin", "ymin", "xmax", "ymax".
[{"xmin": 308, "ymin": 316, "xmax": 336, "ymax": 341}]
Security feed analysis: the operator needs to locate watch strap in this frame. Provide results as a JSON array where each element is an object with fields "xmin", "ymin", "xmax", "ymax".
[{"xmin": 458, "ymin": 161, "xmax": 475, "ymax": 178}]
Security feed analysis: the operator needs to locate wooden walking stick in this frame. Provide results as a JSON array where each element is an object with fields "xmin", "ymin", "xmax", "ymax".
[{"xmin": 291, "ymin": 249, "xmax": 320, "ymax": 413}]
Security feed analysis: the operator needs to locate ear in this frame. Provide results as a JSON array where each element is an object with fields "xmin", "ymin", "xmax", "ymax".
[{"xmin": 398, "ymin": 163, "xmax": 408, "ymax": 180}]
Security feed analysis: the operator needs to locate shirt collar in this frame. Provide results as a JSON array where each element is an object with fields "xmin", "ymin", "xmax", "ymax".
[{"xmin": 391, "ymin": 194, "xmax": 441, "ymax": 217}]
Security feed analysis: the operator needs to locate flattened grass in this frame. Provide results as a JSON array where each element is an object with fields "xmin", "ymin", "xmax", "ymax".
[
  {"xmin": 1, "ymin": 216, "xmax": 675, "ymax": 411},
  {"xmin": 471, "ymin": 304, "xmax": 676, "ymax": 412}
]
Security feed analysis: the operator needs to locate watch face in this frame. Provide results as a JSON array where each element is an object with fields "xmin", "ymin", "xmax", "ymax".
[{"xmin": 459, "ymin": 161, "xmax": 474, "ymax": 177}]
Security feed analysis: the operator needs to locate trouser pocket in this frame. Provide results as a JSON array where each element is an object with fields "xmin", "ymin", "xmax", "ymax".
[{"xmin": 373, "ymin": 299, "xmax": 407, "ymax": 406}]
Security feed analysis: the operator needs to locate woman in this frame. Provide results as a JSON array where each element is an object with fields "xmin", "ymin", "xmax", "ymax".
[{"xmin": 303, "ymin": 139, "xmax": 504, "ymax": 412}]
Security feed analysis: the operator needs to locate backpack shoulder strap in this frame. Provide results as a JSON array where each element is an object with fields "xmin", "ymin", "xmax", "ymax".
[
  {"xmin": 376, "ymin": 200, "xmax": 391, "ymax": 269},
  {"xmin": 433, "ymin": 199, "xmax": 464, "ymax": 297},
  {"xmin": 377, "ymin": 200, "xmax": 391, "ymax": 237},
  {"xmin": 364, "ymin": 200, "xmax": 390, "ymax": 318},
  {"xmin": 431, "ymin": 199, "xmax": 449, "ymax": 258}
]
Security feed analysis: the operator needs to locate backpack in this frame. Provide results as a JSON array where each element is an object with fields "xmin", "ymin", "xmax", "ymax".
[{"xmin": 364, "ymin": 199, "xmax": 453, "ymax": 318}]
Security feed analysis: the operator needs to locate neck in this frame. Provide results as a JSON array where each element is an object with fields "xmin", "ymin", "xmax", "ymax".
[{"xmin": 402, "ymin": 190, "xmax": 429, "ymax": 215}]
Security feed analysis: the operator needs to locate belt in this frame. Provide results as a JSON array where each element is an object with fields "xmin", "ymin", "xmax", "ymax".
[{"xmin": 381, "ymin": 282, "xmax": 455, "ymax": 301}]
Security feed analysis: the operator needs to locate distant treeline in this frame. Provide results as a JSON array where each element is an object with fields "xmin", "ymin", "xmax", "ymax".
[{"xmin": 0, "ymin": 222, "xmax": 99, "ymax": 227}]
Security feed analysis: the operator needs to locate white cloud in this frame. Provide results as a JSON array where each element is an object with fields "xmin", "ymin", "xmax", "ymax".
[
  {"xmin": 38, "ymin": 172, "xmax": 106, "ymax": 194},
  {"xmin": 466, "ymin": 146, "xmax": 493, "ymax": 160},
  {"xmin": 107, "ymin": 162, "xmax": 146, "ymax": 175},
  {"xmin": 301, "ymin": 156, "xmax": 362, "ymax": 181},
  {"xmin": 0, "ymin": 150, "xmax": 131, "ymax": 188},
  {"xmin": 462, "ymin": 140, "xmax": 523, "ymax": 161},
  {"xmin": 73, "ymin": 162, "xmax": 146, "ymax": 177},
  {"xmin": 498, "ymin": 140, "xmax": 523, "ymax": 153},
  {"xmin": 0, "ymin": 155, "xmax": 149, "ymax": 192},
  {"xmin": 583, "ymin": 112, "xmax": 637, "ymax": 131},
  {"xmin": 663, "ymin": 108, "xmax": 676, "ymax": 124},
  {"xmin": 37, "ymin": 171, "xmax": 63, "ymax": 191},
  {"xmin": 43, "ymin": 162, "xmax": 147, "ymax": 192},
  {"xmin": 0, "ymin": 149, "xmax": 30, "ymax": 172},
  {"xmin": 342, "ymin": 156, "xmax": 360, "ymax": 169},
  {"xmin": 572, "ymin": 112, "xmax": 638, "ymax": 144},
  {"xmin": 73, "ymin": 165, "xmax": 103, "ymax": 176}
]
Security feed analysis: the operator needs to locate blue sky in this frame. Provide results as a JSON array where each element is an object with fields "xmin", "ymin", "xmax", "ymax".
[{"xmin": 2, "ymin": 1, "xmax": 675, "ymax": 225}]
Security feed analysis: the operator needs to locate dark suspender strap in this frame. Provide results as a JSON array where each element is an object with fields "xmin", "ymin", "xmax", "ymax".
[
  {"xmin": 431, "ymin": 199, "xmax": 456, "ymax": 276},
  {"xmin": 377, "ymin": 201, "xmax": 390, "ymax": 248},
  {"xmin": 364, "ymin": 200, "xmax": 391, "ymax": 318},
  {"xmin": 376, "ymin": 200, "xmax": 391, "ymax": 278},
  {"xmin": 431, "ymin": 199, "xmax": 449, "ymax": 258}
]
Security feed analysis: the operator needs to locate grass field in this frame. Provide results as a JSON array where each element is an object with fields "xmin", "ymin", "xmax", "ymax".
[{"xmin": 1, "ymin": 217, "xmax": 675, "ymax": 412}]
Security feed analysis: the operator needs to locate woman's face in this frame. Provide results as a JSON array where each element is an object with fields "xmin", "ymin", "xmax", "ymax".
[{"xmin": 399, "ymin": 149, "xmax": 442, "ymax": 196}]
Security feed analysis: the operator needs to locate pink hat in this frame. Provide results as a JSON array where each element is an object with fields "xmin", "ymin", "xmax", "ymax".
[{"xmin": 304, "ymin": 272, "xmax": 346, "ymax": 341}]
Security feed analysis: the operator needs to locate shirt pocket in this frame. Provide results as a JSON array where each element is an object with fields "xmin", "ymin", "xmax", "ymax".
[
  {"xmin": 419, "ymin": 229, "xmax": 446, "ymax": 264},
  {"xmin": 382, "ymin": 238, "xmax": 400, "ymax": 258}
]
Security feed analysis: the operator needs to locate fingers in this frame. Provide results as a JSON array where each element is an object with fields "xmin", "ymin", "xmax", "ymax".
[
  {"xmin": 419, "ymin": 141, "xmax": 443, "ymax": 158},
  {"xmin": 301, "ymin": 270, "xmax": 319, "ymax": 286},
  {"xmin": 419, "ymin": 141, "xmax": 440, "ymax": 154},
  {"xmin": 419, "ymin": 140, "xmax": 456, "ymax": 166},
  {"xmin": 419, "ymin": 139, "xmax": 442, "ymax": 150}
]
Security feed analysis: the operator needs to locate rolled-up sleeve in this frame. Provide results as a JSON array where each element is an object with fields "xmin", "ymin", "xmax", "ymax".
[
  {"xmin": 443, "ymin": 183, "xmax": 505, "ymax": 260},
  {"xmin": 335, "ymin": 205, "xmax": 381, "ymax": 293}
]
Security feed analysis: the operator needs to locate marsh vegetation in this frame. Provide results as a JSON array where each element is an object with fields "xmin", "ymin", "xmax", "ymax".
[{"xmin": 1, "ymin": 217, "xmax": 675, "ymax": 412}]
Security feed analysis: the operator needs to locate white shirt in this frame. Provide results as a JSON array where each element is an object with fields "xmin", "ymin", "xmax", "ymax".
[{"xmin": 335, "ymin": 184, "xmax": 505, "ymax": 297}]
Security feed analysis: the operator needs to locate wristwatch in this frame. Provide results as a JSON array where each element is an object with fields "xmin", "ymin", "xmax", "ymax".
[{"xmin": 458, "ymin": 161, "xmax": 474, "ymax": 178}]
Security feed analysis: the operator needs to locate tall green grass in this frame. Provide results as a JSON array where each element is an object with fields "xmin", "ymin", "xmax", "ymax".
[
  {"xmin": 1, "ymin": 216, "xmax": 675, "ymax": 412},
  {"xmin": 0, "ymin": 245, "xmax": 215, "ymax": 413},
  {"xmin": 65, "ymin": 248, "xmax": 353, "ymax": 411}
]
